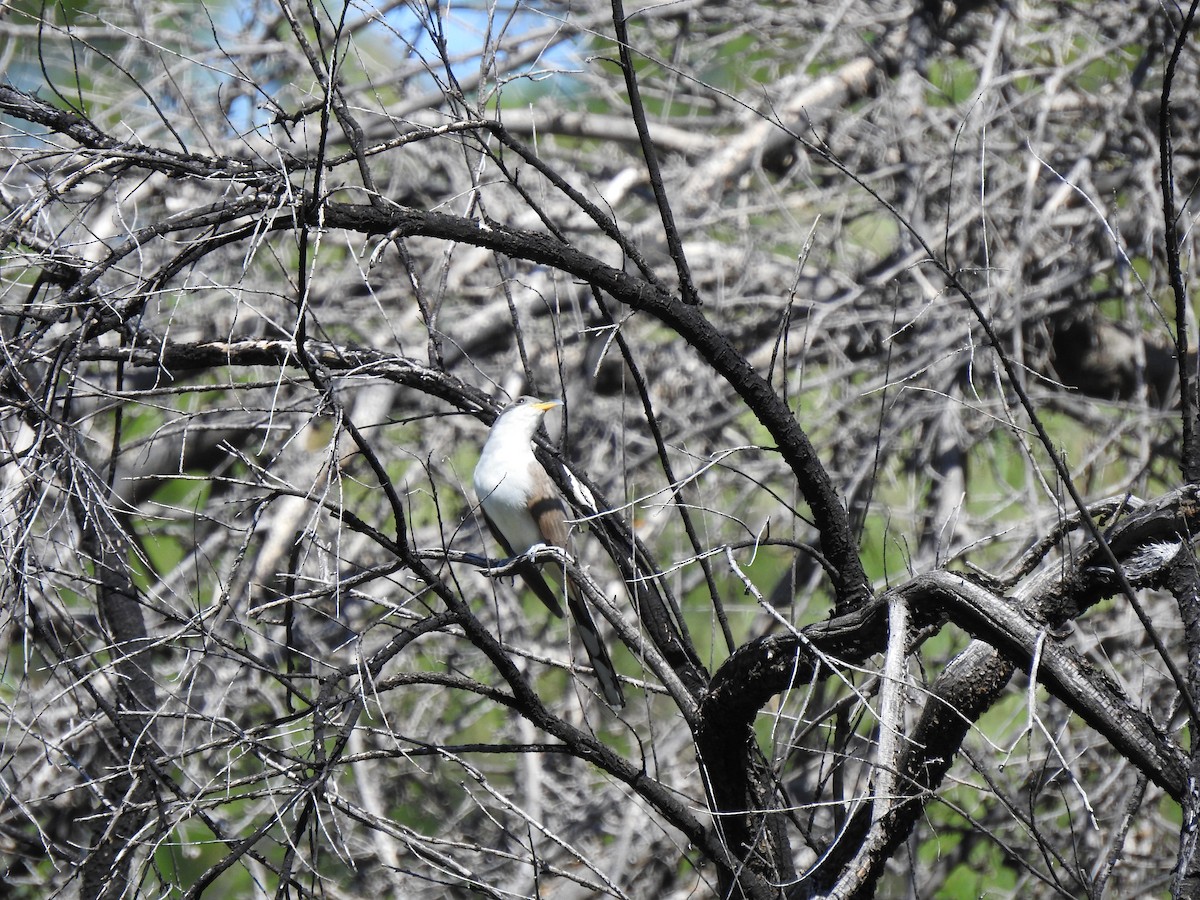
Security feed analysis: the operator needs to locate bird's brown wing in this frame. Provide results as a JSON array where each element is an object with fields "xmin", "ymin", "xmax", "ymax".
[
  {"xmin": 479, "ymin": 506, "xmax": 565, "ymax": 618},
  {"xmin": 528, "ymin": 493, "xmax": 571, "ymax": 548}
]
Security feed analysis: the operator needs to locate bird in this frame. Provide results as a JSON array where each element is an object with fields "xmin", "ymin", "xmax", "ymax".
[{"xmin": 473, "ymin": 396, "xmax": 625, "ymax": 707}]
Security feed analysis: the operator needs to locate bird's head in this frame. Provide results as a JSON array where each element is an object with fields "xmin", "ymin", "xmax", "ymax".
[{"xmin": 493, "ymin": 395, "xmax": 562, "ymax": 438}]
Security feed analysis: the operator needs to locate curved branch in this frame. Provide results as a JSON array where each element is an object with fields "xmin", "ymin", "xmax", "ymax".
[
  {"xmin": 315, "ymin": 199, "xmax": 871, "ymax": 614},
  {"xmin": 701, "ymin": 559, "xmax": 1191, "ymax": 895}
]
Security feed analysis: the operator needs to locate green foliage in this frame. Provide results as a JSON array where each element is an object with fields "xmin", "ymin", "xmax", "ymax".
[
  {"xmin": 926, "ymin": 58, "xmax": 980, "ymax": 107},
  {"xmin": 1161, "ymin": 791, "xmax": 1183, "ymax": 826},
  {"xmin": 935, "ymin": 851, "xmax": 1019, "ymax": 898},
  {"xmin": 154, "ymin": 821, "xmax": 257, "ymax": 897},
  {"xmin": 699, "ymin": 32, "xmax": 793, "ymax": 94}
]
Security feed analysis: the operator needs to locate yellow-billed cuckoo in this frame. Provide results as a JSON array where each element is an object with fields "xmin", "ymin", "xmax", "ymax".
[{"xmin": 473, "ymin": 396, "xmax": 625, "ymax": 707}]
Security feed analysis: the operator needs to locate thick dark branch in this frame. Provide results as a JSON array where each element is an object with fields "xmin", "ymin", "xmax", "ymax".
[
  {"xmin": 77, "ymin": 336, "xmax": 492, "ymax": 411},
  {"xmin": 0, "ymin": 84, "xmax": 281, "ymax": 184},
  {"xmin": 701, "ymin": 543, "xmax": 1194, "ymax": 895},
  {"xmin": 704, "ymin": 570, "xmax": 1185, "ymax": 798},
  {"xmin": 1168, "ymin": 545, "xmax": 1200, "ymax": 894},
  {"xmin": 800, "ymin": 642, "xmax": 1016, "ymax": 898},
  {"xmin": 920, "ymin": 572, "xmax": 1185, "ymax": 797}
]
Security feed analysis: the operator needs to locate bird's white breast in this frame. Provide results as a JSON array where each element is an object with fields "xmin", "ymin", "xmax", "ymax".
[{"xmin": 474, "ymin": 432, "xmax": 544, "ymax": 552}]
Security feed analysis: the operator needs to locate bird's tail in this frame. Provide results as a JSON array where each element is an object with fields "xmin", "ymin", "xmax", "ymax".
[{"xmin": 566, "ymin": 587, "xmax": 625, "ymax": 708}]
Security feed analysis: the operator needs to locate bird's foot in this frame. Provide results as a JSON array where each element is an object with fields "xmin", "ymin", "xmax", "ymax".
[{"xmin": 523, "ymin": 542, "xmax": 552, "ymax": 563}]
